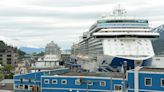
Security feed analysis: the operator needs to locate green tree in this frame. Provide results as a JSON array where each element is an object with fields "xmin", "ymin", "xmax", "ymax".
[
  {"xmin": 0, "ymin": 74, "xmax": 4, "ymax": 79},
  {"xmin": 0, "ymin": 60, "xmax": 3, "ymax": 65},
  {"xmin": 4, "ymin": 73, "xmax": 13, "ymax": 79},
  {"xmin": 37, "ymin": 51, "xmax": 44, "ymax": 56},
  {"xmin": 3, "ymin": 64, "xmax": 14, "ymax": 73},
  {"xmin": 32, "ymin": 52, "xmax": 37, "ymax": 56}
]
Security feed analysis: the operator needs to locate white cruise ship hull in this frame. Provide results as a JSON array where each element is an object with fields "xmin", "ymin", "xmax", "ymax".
[
  {"xmin": 73, "ymin": 37, "xmax": 155, "ymax": 72},
  {"xmin": 75, "ymin": 53, "xmax": 152, "ymax": 72}
]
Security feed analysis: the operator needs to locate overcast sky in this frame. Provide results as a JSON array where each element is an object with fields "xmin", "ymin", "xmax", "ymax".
[{"xmin": 0, "ymin": 0, "xmax": 164, "ymax": 49}]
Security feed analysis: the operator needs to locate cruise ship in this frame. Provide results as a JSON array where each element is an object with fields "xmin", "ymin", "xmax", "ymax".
[
  {"xmin": 30, "ymin": 41, "xmax": 62, "ymax": 72},
  {"xmin": 71, "ymin": 6, "xmax": 159, "ymax": 72},
  {"xmin": 43, "ymin": 41, "xmax": 61, "ymax": 64}
]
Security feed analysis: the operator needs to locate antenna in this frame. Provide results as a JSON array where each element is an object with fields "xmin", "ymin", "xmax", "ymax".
[
  {"xmin": 101, "ymin": 14, "xmax": 106, "ymax": 18},
  {"xmin": 113, "ymin": 4, "xmax": 127, "ymax": 16}
]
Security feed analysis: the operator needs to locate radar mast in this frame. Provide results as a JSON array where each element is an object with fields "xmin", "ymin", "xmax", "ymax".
[{"xmin": 113, "ymin": 5, "xmax": 126, "ymax": 16}]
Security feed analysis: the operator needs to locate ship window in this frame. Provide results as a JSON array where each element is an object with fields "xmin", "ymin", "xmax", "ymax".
[
  {"xmin": 161, "ymin": 78, "xmax": 164, "ymax": 87},
  {"xmin": 145, "ymin": 78, "xmax": 152, "ymax": 86},
  {"xmin": 44, "ymin": 79, "xmax": 49, "ymax": 84},
  {"xmin": 29, "ymin": 85, "xmax": 33, "ymax": 90},
  {"xmin": 100, "ymin": 81, "xmax": 106, "ymax": 86},
  {"xmin": 15, "ymin": 85, "xmax": 18, "ymax": 89},
  {"xmin": 19, "ymin": 85, "xmax": 23, "ymax": 89},
  {"xmin": 97, "ymin": 20, "xmax": 148, "ymax": 23},
  {"xmin": 52, "ymin": 79, "xmax": 58, "ymax": 84},
  {"xmin": 25, "ymin": 85, "xmax": 28, "ymax": 89},
  {"xmin": 156, "ymin": 59, "xmax": 160, "ymax": 61},
  {"xmin": 114, "ymin": 85, "xmax": 122, "ymax": 91},
  {"xmin": 61, "ymin": 79, "xmax": 67, "ymax": 85},
  {"xmin": 87, "ymin": 81, "xmax": 93, "ymax": 86},
  {"xmin": 75, "ymin": 79, "xmax": 81, "ymax": 85}
]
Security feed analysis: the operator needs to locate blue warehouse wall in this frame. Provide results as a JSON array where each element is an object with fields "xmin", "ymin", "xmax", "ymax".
[
  {"xmin": 139, "ymin": 73, "xmax": 164, "ymax": 91},
  {"xmin": 13, "ymin": 68, "xmax": 69, "ymax": 92},
  {"xmin": 127, "ymin": 72, "xmax": 134, "ymax": 89},
  {"xmin": 41, "ymin": 76, "xmax": 124, "ymax": 92},
  {"xmin": 14, "ymin": 72, "xmax": 43, "ymax": 85},
  {"xmin": 128, "ymin": 71, "xmax": 164, "ymax": 92}
]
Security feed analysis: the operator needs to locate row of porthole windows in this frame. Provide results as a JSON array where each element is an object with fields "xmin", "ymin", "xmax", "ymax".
[
  {"xmin": 44, "ymin": 79, "xmax": 106, "ymax": 87},
  {"xmin": 19, "ymin": 78, "xmax": 34, "ymax": 83},
  {"xmin": 44, "ymin": 79, "xmax": 67, "ymax": 85}
]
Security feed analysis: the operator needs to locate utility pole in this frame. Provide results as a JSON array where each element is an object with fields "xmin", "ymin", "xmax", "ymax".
[
  {"xmin": 86, "ymin": 80, "xmax": 89, "ymax": 92},
  {"xmin": 110, "ymin": 75, "xmax": 112, "ymax": 92},
  {"xmin": 122, "ymin": 61, "xmax": 127, "ymax": 92}
]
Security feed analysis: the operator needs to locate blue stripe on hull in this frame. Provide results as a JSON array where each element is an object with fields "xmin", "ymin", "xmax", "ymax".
[
  {"xmin": 110, "ymin": 57, "xmax": 152, "ymax": 69},
  {"xmin": 110, "ymin": 57, "xmax": 134, "ymax": 69},
  {"xmin": 98, "ymin": 57, "xmax": 152, "ymax": 71},
  {"xmin": 141, "ymin": 58, "xmax": 152, "ymax": 66},
  {"xmin": 110, "ymin": 57, "xmax": 135, "ymax": 69}
]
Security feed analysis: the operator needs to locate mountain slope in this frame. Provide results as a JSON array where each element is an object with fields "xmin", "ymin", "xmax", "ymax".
[
  {"xmin": 19, "ymin": 47, "xmax": 44, "ymax": 54},
  {"xmin": 152, "ymin": 24, "xmax": 164, "ymax": 55}
]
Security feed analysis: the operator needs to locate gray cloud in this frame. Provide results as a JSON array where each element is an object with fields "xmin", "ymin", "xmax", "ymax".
[
  {"xmin": 0, "ymin": 0, "xmax": 163, "ymax": 49},
  {"xmin": 22, "ymin": 0, "xmax": 125, "ymax": 7}
]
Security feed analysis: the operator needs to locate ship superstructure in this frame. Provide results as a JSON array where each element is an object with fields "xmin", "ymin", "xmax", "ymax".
[
  {"xmin": 31, "ymin": 41, "xmax": 62, "ymax": 72},
  {"xmin": 44, "ymin": 41, "xmax": 61, "ymax": 63},
  {"xmin": 72, "ymin": 6, "xmax": 159, "ymax": 72}
]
